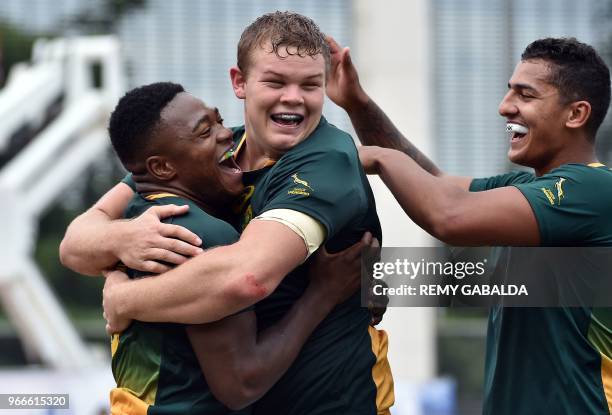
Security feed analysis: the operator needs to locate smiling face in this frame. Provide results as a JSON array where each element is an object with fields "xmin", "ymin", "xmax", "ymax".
[
  {"xmin": 230, "ymin": 43, "xmax": 326, "ymax": 165},
  {"xmin": 154, "ymin": 92, "xmax": 243, "ymax": 208},
  {"xmin": 498, "ymin": 59, "xmax": 573, "ymax": 174}
]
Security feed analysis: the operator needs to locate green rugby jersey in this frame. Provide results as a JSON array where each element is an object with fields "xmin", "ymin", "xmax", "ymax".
[
  {"xmin": 470, "ymin": 163, "xmax": 612, "ymax": 415},
  {"xmin": 110, "ymin": 189, "xmax": 250, "ymax": 415},
  {"xmin": 232, "ymin": 117, "xmax": 394, "ymax": 415}
]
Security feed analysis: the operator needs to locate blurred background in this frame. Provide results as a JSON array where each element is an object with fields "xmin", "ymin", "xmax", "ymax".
[{"xmin": 0, "ymin": 0, "xmax": 611, "ymax": 414}]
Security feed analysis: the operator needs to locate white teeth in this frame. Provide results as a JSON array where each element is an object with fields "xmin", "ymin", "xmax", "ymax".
[
  {"xmin": 506, "ymin": 123, "xmax": 529, "ymax": 135},
  {"xmin": 273, "ymin": 114, "xmax": 302, "ymax": 121}
]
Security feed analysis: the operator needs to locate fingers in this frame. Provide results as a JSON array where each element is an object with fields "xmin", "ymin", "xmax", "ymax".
[
  {"xmin": 158, "ymin": 223, "xmax": 203, "ymax": 252},
  {"xmin": 361, "ymin": 231, "xmax": 373, "ymax": 246},
  {"xmin": 343, "ymin": 231, "xmax": 372, "ymax": 262},
  {"xmin": 341, "ymin": 46, "xmax": 352, "ymax": 69},
  {"xmin": 140, "ymin": 260, "xmax": 172, "ymax": 274},
  {"xmin": 325, "ymin": 35, "xmax": 342, "ymax": 53},
  {"xmin": 148, "ymin": 204, "xmax": 190, "ymax": 220},
  {"xmin": 146, "ymin": 248, "xmax": 190, "ymax": 266}
]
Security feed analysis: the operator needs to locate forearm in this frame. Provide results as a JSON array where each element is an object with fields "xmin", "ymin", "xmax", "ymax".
[
  {"xmin": 375, "ymin": 148, "xmax": 466, "ymax": 241},
  {"xmin": 111, "ymin": 247, "xmax": 263, "ymax": 324},
  {"xmin": 347, "ymin": 96, "xmax": 441, "ymax": 176},
  {"xmin": 59, "ymin": 208, "xmax": 124, "ymax": 275},
  {"xmin": 239, "ymin": 287, "xmax": 334, "ymax": 400},
  {"xmin": 108, "ymin": 220, "xmax": 305, "ymax": 324}
]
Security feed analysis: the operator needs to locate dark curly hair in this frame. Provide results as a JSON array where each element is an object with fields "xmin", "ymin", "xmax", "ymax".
[
  {"xmin": 522, "ymin": 37, "xmax": 611, "ymax": 138},
  {"xmin": 108, "ymin": 82, "xmax": 185, "ymax": 169},
  {"xmin": 237, "ymin": 11, "xmax": 330, "ymax": 75}
]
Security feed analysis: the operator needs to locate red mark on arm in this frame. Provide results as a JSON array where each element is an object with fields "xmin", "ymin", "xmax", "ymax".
[{"xmin": 243, "ymin": 273, "xmax": 269, "ymax": 300}]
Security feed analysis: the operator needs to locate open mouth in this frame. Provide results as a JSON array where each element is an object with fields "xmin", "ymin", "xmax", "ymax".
[
  {"xmin": 506, "ymin": 123, "xmax": 529, "ymax": 143},
  {"xmin": 218, "ymin": 147, "xmax": 241, "ymax": 174},
  {"xmin": 270, "ymin": 113, "xmax": 304, "ymax": 127}
]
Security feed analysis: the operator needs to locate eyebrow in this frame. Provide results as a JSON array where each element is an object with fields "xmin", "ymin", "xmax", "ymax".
[
  {"xmin": 191, "ymin": 108, "xmax": 219, "ymax": 133},
  {"xmin": 508, "ymin": 82, "xmax": 539, "ymax": 94},
  {"xmin": 262, "ymin": 70, "xmax": 323, "ymax": 80}
]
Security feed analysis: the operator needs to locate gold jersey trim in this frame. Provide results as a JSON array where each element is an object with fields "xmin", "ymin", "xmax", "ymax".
[
  {"xmin": 144, "ymin": 193, "xmax": 179, "ymax": 201},
  {"xmin": 233, "ymin": 131, "xmax": 277, "ymax": 169},
  {"xmin": 110, "ymin": 387, "xmax": 150, "ymax": 415},
  {"xmin": 602, "ymin": 353, "xmax": 612, "ymax": 414},
  {"xmin": 368, "ymin": 326, "xmax": 395, "ymax": 414}
]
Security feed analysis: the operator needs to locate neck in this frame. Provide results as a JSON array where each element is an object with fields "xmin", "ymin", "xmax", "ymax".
[
  {"xmin": 236, "ymin": 126, "xmax": 278, "ymax": 171},
  {"xmin": 534, "ymin": 138, "xmax": 598, "ymax": 176},
  {"xmin": 133, "ymin": 175, "xmax": 221, "ymax": 216}
]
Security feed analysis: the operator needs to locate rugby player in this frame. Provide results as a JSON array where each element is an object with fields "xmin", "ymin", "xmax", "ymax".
[
  {"xmin": 106, "ymin": 82, "xmax": 365, "ymax": 414},
  {"xmin": 327, "ymin": 36, "xmax": 612, "ymax": 414},
  {"xmin": 61, "ymin": 12, "xmax": 394, "ymax": 415}
]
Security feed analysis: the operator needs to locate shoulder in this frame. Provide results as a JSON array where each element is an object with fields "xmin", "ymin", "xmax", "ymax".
[
  {"xmin": 131, "ymin": 195, "xmax": 240, "ymax": 248},
  {"xmin": 279, "ymin": 118, "xmax": 359, "ymax": 169},
  {"xmin": 470, "ymin": 170, "xmax": 534, "ymax": 191},
  {"xmin": 514, "ymin": 164, "xmax": 612, "ymax": 245}
]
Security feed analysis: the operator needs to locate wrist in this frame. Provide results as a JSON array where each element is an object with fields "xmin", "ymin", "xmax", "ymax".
[
  {"xmin": 375, "ymin": 147, "xmax": 394, "ymax": 175},
  {"xmin": 344, "ymin": 88, "xmax": 370, "ymax": 114},
  {"xmin": 303, "ymin": 284, "xmax": 336, "ymax": 314},
  {"xmin": 109, "ymin": 283, "xmax": 132, "ymax": 320},
  {"xmin": 106, "ymin": 220, "xmax": 129, "ymax": 260}
]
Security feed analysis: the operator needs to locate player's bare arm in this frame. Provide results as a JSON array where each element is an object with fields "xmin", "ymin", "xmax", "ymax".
[
  {"xmin": 59, "ymin": 182, "xmax": 203, "ymax": 275},
  {"xmin": 326, "ymin": 35, "xmax": 471, "ymax": 190},
  {"xmin": 103, "ymin": 219, "xmax": 309, "ymax": 331},
  {"xmin": 187, "ymin": 235, "xmax": 368, "ymax": 410},
  {"xmin": 360, "ymin": 145, "xmax": 540, "ymax": 246}
]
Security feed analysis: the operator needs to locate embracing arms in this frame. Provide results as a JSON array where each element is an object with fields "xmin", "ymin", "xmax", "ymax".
[
  {"xmin": 59, "ymin": 182, "xmax": 203, "ymax": 275},
  {"xmin": 187, "ymin": 236, "xmax": 368, "ymax": 410}
]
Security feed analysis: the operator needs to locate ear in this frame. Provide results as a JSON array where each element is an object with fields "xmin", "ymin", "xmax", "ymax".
[
  {"xmin": 565, "ymin": 101, "xmax": 591, "ymax": 130},
  {"xmin": 146, "ymin": 156, "xmax": 176, "ymax": 181},
  {"xmin": 230, "ymin": 66, "xmax": 247, "ymax": 100}
]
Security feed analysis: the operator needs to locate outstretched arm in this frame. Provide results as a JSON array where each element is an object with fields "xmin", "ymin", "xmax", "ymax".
[
  {"xmin": 325, "ymin": 36, "xmax": 471, "ymax": 189},
  {"xmin": 59, "ymin": 182, "xmax": 203, "ymax": 275},
  {"xmin": 187, "ymin": 235, "xmax": 368, "ymax": 410},
  {"xmin": 360, "ymin": 146, "xmax": 540, "ymax": 246}
]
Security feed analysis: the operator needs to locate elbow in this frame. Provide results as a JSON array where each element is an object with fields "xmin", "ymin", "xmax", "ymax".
[
  {"xmin": 427, "ymin": 208, "xmax": 468, "ymax": 246},
  {"xmin": 59, "ymin": 236, "xmax": 78, "ymax": 270},
  {"xmin": 216, "ymin": 388, "xmax": 258, "ymax": 411},
  {"xmin": 227, "ymin": 269, "xmax": 275, "ymax": 305},
  {"xmin": 59, "ymin": 235, "xmax": 100, "ymax": 276},
  {"xmin": 210, "ymin": 369, "xmax": 263, "ymax": 410}
]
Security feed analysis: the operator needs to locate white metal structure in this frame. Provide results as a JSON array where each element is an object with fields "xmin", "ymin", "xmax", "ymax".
[{"xmin": 0, "ymin": 36, "xmax": 124, "ymax": 369}]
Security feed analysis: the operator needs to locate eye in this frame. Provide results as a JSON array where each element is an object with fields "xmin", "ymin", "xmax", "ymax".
[
  {"xmin": 302, "ymin": 83, "xmax": 321, "ymax": 91},
  {"xmin": 263, "ymin": 80, "xmax": 283, "ymax": 89},
  {"xmin": 218, "ymin": 118, "xmax": 224, "ymax": 125},
  {"xmin": 200, "ymin": 127, "xmax": 211, "ymax": 137}
]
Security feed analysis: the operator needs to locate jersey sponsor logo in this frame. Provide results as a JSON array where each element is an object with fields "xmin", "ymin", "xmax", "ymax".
[
  {"xmin": 291, "ymin": 173, "xmax": 314, "ymax": 191},
  {"xmin": 288, "ymin": 188, "xmax": 311, "ymax": 196},
  {"xmin": 541, "ymin": 187, "xmax": 556, "ymax": 205},
  {"xmin": 288, "ymin": 173, "xmax": 313, "ymax": 197},
  {"xmin": 555, "ymin": 178, "xmax": 566, "ymax": 204}
]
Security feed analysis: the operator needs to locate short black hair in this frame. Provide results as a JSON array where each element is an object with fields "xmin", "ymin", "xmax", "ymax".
[
  {"xmin": 109, "ymin": 82, "xmax": 185, "ymax": 168},
  {"xmin": 522, "ymin": 37, "xmax": 611, "ymax": 138}
]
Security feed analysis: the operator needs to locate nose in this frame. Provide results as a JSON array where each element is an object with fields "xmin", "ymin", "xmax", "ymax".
[
  {"xmin": 498, "ymin": 90, "xmax": 517, "ymax": 117},
  {"xmin": 216, "ymin": 124, "xmax": 233, "ymax": 143},
  {"xmin": 280, "ymin": 85, "xmax": 304, "ymax": 106}
]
